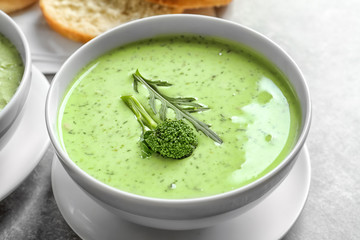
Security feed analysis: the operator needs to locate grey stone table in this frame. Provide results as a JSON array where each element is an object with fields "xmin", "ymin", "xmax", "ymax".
[{"xmin": 1, "ymin": 0, "xmax": 360, "ymax": 239}]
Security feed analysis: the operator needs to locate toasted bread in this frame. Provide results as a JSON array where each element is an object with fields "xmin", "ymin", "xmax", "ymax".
[
  {"xmin": 39, "ymin": 0, "xmax": 183, "ymax": 43},
  {"xmin": 145, "ymin": 0, "xmax": 232, "ymax": 9},
  {"xmin": 0, "ymin": 0, "xmax": 38, "ymax": 13}
]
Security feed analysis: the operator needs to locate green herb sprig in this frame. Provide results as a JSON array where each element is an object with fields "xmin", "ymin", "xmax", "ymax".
[{"xmin": 132, "ymin": 69, "xmax": 223, "ymax": 144}]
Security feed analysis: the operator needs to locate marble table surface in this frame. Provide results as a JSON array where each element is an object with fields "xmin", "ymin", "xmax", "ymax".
[{"xmin": 1, "ymin": 0, "xmax": 360, "ymax": 239}]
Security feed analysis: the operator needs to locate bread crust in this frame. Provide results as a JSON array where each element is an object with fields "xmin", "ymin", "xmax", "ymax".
[
  {"xmin": 183, "ymin": 7, "xmax": 217, "ymax": 17},
  {"xmin": 39, "ymin": 0, "xmax": 183, "ymax": 43},
  {"xmin": 145, "ymin": 0, "xmax": 232, "ymax": 9},
  {"xmin": 0, "ymin": 0, "xmax": 38, "ymax": 13}
]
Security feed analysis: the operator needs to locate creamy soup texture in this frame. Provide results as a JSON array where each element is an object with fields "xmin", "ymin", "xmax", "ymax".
[
  {"xmin": 0, "ymin": 33, "xmax": 23, "ymax": 111},
  {"xmin": 58, "ymin": 34, "xmax": 301, "ymax": 199}
]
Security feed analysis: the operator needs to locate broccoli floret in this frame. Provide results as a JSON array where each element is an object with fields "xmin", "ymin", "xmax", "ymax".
[
  {"xmin": 144, "ymin": 119, "xmax": 198, "ymax": 159},
  {"xmin": 121, "ymin": 95, "xmax": 197, "ymax": 159}
]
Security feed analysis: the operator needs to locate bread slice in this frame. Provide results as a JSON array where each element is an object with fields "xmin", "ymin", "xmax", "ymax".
[
  {"xmin": 39, "ymin": 0, "xmax": 183, "ymax": 43},
  {"xmin": 145, "ymin": 0, "xmax": 232, "ymax": 9},
  {"xmin": 0, "ymin": 0, "xmax": 38, "ymax": 13}
]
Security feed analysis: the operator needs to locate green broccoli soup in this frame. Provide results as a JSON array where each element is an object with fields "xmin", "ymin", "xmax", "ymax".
[
  {"xmin": 0, "ymin": 33, "xmax": 24, "ymax": 111},
  {"xmin": 58, "ymin": 34, "xmax": 301, "ymax": 199}
]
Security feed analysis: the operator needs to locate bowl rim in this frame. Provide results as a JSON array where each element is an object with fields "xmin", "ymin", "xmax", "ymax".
[
  {"xmin": 0, "ymin": 10, "xmax": 32, "ymax": 120},
  {"xmin": 46, "ymin": 14, "xmax": 312, "ymax": 206}
]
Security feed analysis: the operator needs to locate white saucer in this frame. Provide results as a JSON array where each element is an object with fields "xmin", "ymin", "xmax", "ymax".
[
  {"xmin": 52, "ymin": 146, "xmax": 311, "ymax": 240},
  {"xmin": 0, "ymin": 66, "xmax": 50, "ymax": 201}
]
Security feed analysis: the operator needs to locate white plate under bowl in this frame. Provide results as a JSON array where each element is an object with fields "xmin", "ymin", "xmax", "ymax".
[
  {"xmin": 51, "ymin": 146, "xmax": 311, "ymax": 240},
  {"xmin": 0, "ymin": 66, "xmax": 50, "ymax": 201}
]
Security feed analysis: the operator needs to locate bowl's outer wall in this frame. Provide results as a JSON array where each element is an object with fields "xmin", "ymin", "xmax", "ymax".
[
  {"xmin": 81, "ymin": 151, "xmax": 300, "ymax": 230},
  {"xmin": 0, "ymin": 11, "xmax": 32, "ymax": 140},
  {"xmin": 47, "ymin": 15, "xmax": 311, "ymax": 228}
]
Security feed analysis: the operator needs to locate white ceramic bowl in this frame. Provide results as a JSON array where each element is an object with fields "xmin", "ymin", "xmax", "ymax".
[
  {"xmin": 0, "ymin": 11, "xmax": 32, "ymax": 145},
  {"xmin": 46, "ymin": 15, "xmax": 311, "ymax": 230}
]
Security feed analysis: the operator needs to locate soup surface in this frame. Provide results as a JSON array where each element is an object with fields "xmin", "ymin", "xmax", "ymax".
[
  {"xmin": 0, "ymin": 33, "xmax": 23, "ymax": 111},
  {"xmin": 58, "ymin": 34, "xmax": 301, "ymax": 199}
]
